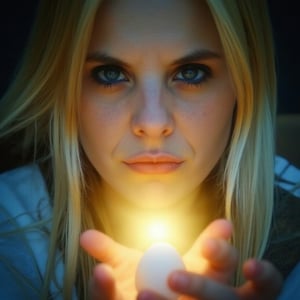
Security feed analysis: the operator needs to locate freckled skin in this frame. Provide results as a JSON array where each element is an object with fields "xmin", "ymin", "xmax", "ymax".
[
  {"xmin": 79, "ymin": 0, "xmax": 236, "ymax": 209},
  {"xmin": 79, "ymin": 3, "xmax": 283, "ymax": 300}
]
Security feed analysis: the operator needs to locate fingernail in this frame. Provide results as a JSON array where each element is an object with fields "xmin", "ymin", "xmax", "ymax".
[
  {"xmin": 248, "ymin": 259, "xmax": 262, "ymax": 276},
  {"xmin": 169, "ymin": 271, "xmax": 189, "ymax": 290}
]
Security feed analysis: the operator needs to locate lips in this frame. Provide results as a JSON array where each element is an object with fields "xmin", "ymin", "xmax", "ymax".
[{"xmin": 123, "ymin": 152, "xmax": 184, "ymax": 174}]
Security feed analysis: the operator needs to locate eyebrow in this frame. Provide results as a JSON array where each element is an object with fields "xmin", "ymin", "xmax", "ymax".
[
  {"xmin": 86, "ymin": 52, "xmax": 130, "ymax": 67},
  {"xmin": 171, "ymin": 49, "xmax": 222, "ymax": 66},
  {"xmin": 85, "ymin": 49, "xmax": 221, "ymax": 66}
]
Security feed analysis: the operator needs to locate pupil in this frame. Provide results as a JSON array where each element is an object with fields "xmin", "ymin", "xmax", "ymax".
[
  {"xmin": 105, "ymin": 69, "xmax": 119, "ymax": 80},
  {"xmin": 182, "ymin": 69, "xmax": 197, "ymax": 80}
]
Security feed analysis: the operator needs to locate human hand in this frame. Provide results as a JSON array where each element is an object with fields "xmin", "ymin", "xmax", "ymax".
[
  {"xmin": 137, "ymin": 259, "xmax": 282, "ymax": 300},
  {"xmin": 80, "ymin": 219, "xmax": 235, "ymax": 299},
  {"xmin": 136, "ymin": 219, "xmax": 283, "ymax": 300},
  {"xmin": 81, "ymin": 219, "xmax": 283, "ymax": 300},
  {"xmin": 183, "ymin": 219, "xmax": 237, "ymax": 284},
  {"xmin": 80, "ymin": 230, "xmax": 142, "ymax": 300}
]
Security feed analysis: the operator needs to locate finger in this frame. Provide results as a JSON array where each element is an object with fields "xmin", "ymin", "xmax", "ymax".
[
  {"xmin": 185, "ymin": 219, "xmax": 233, "ymax": 258},
  {"xmin": 168, "ymin": 270, "xmax": 239, "ymax": 300},
  {"xmin": 89, "ymin": 264, "xmax": 117, "ymax": 300},
  {"xmin": 244, "ymin": 259, "xmax": 283, "ymax": 290},
  {"xmin": 238, "ymin": 259, "xmax": 283, "ymax": 299},
  {"xmin": 200, "ymin": 238, "xmax": 238, "ymax": 282},
  {"xmin": 183, "ymin": 219, "xmax": 234, "ymax": 277},
  {"xmin": 80, "ymin": 230, "xmax": 130, "ymax": 266}
]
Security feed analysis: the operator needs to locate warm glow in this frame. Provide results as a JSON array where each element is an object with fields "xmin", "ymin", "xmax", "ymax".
[
  {"xmin": 147, "ymin": 221, "xmax": 169, "ymax": 242},
  {"xmin": 115, "ymin": 207, "xmax": 194, "ymax": 253}
]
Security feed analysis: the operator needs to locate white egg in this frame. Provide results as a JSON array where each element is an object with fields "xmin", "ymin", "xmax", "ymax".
[{"xmin": 135, "ymin": 243, "xmax": 185, "ymax": 300}]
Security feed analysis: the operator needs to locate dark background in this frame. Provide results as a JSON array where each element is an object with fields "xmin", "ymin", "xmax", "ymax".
[{"xmin": 0, "ymin": 0, "xmax": 299, "ymax": 113}]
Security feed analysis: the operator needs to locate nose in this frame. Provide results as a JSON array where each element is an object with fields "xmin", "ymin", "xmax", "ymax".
[{"xmin": 131, "ymin": 80, "xmax": 174, "ymax": 138}]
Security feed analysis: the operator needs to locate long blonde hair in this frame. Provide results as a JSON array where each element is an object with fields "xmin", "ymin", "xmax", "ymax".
[
  {"xmin": 206, "ymin": 0, "xmax": 276, "ymax": 282},
  {"xmin": 0, "ymin": 0, "xmax": 276, "ymax": 298}
]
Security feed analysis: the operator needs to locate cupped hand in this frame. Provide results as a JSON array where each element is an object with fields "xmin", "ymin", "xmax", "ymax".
[
  {"xmin": 137, "ymin": 219, "xmax": 283, "ymax": 300},
  {"xmin": 81, "ymin": 219, "xmax": 283, "ymax": 300},
  {"xmin": 80, "ymin": 230, "xmax": 142, "ymax": 300},
  {"xmin": 137, "ymin": 259, "xmax": 282, "ymax": 300},
  {"xmin": 80, "ymin": 219, "xmax": 238, "ymax": 300},
  {"xmin": 183, "ymin": 219, "xmax": 237, "ymax": 283}
]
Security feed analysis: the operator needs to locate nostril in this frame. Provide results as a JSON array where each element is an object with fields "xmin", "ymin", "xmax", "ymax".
[
  {"xmin": 133, "ymin": 127, "xmax": 145, "ymax": 137},
  {"xmin": 162, "ymin": 126, "xmax": 173, "ymax": 137},
  {"xmin": 131, "ymin": 116, "xmax": 174, "ymax": 138}
]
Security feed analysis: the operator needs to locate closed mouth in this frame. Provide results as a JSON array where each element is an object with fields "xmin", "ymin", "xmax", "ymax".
[{"xmin": 123, "ymin": 152, "xmax": 184, "ymax": 174}]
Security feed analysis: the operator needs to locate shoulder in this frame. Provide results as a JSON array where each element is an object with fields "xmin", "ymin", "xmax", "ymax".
[
  {"xmin": 278, "ymin": 262, "xmax": 300, "ymax": 300},
  {"xmin": 0, "ymin": 163, "xmax": 47, "ymax": 201},
  {"xmin": 0, "ymin": 164, "xmax": 51, "ymax": 223},
  {"xmin": 264, "ymin": 157, "xmax": 300, "ymax": 278},
  {"xmin": 0, "ymin": 165, "xmax": 58, "ymax": 299},
  {"xmin": 0, "ymin": 165, "xmax": 76, "ymax": 299}
]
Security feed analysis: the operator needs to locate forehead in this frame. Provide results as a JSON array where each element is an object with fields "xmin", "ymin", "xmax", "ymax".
[{"xmin": 89, "ymin": 0, "xmax": 222, "ymax": 55}]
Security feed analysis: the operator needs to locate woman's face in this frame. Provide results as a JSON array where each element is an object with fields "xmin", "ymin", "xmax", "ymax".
[{"xmin": 80, "ymin": 0, "xmax": 236, "ymax": 208}]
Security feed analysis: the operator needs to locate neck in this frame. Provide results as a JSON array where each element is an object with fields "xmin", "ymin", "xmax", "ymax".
[{"xmin": 97, "ymin": 182, "xmax": 223, "ymax": 253}]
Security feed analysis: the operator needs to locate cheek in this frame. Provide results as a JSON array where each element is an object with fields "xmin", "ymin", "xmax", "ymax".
[
  {"xmin": 78, "ymin": 95, "xmax": 123, "ymax": 162},
  {"xmin": 182, "ymin": 92, "xmax": 235, "ymax": 166}
]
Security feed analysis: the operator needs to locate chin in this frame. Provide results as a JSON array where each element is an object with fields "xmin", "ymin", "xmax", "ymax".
[{"xmin": 125, "ymin": 188, "xmax": 184, "ymax": 210}]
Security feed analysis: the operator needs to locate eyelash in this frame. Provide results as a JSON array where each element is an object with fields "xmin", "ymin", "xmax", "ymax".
[
  {"xmin": 90, "ymin": 64, "xmax": 211, "ymax": 88},
  {"xmin": 91, "ymin": 65, "xmax": 128, "ymax": 88},
  {"xmin": 173, "ymin": 64, "xmax": 211, "ymax": 86}
]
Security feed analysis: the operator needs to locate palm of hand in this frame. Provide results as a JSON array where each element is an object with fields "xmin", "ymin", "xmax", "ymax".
[
  {"xmin": 112, "ymin": 245, "xmax": 207, "ymax": 299},
  {"xmin": 183, "ymin": 220, "xmax": 236, "ymax": 284},
  {"xmin": 80, "ymin": 230, "xmax": 142, "ymax": 299},
  {"xmin": 111, "ymin": 249, "xmax": 142, "ymax": 299},
  {"xmin": 81, "ymin": 220, "xmax": 235, "ymax": 299},
  {"xmin": 183, "ymin": 246, "xmax": 231, "ymax": 284},
  {"xmin": 111, "ymin": 241, "xmax": 231, "ymax": 300}
]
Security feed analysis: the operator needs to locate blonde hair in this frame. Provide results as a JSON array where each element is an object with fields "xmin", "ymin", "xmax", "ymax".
[
  {"xmin": 206, "ymin": 0, "xmax": 276, "ymax": 282},
  {"xmin": 0, "ymin": 0, "xmax": 276, "ymax": 298}
]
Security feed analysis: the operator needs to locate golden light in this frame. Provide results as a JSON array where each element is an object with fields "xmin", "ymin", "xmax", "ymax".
[
  {"xmin": 147, "ymin": 221, "xmax": 169, "ymax": 242},
  {"xmin": 126, "ymin": 216, "xmax": 190, "ymax": 253},
  {"xmin": 114, "ymin": 205, "xmax": 193, "ymax": 253}
]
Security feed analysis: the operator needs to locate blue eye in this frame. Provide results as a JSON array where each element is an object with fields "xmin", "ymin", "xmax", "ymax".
[
  {"xmin": 91, "ymin": 65, "xmax": 128, "ymax": 86},
  {"xmin": 174, "ymin": 64, "xmax": 211, "ymax": 85}
]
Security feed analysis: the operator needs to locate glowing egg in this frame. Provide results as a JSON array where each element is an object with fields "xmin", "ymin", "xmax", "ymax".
[{"xmin": 135, "ymin": 243, "xmax": 185, "ymax": 299}]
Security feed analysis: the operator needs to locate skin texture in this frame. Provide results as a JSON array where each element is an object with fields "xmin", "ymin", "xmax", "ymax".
[
  {"xmin": 79, "ymin": 0, "xmax": 283, "ymax": 299},
  {"xmin": 80, "ymin": 219, "xmax": 237, "ymax": 299},
  {"xmin": 79, "ymin": 0, "xmax": 236, "ymax": 210},
  {"xmin": 80, "ymin": 219, "xmax": 282, "ymax": 300}
]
